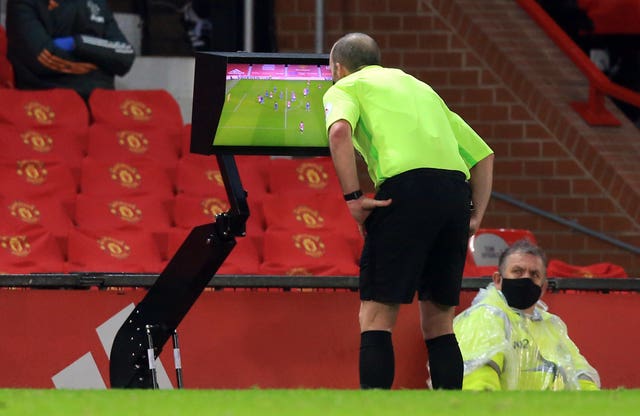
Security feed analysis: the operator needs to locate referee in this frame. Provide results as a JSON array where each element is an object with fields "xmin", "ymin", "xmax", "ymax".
[{"xmin": 323, "ymin": 33, "xmax": 494, "ymax": 389}]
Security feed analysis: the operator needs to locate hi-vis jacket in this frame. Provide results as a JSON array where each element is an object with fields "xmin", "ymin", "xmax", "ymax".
[{"xmin": 453, "ymin": 284, "xmax": 600, "ymax": 390}]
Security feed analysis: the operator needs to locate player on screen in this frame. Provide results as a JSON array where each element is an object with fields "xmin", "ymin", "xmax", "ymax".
[
  {"xmin": 306, "ymin": 102, "xmax": 311, "ymax": 112},
  {"xmin": 299, "ymin": 121, "xmax": 305, "ymax": 133},
  {"xmin": 274, "ymin": 102, "xmax": 278, "ymax": 111}
]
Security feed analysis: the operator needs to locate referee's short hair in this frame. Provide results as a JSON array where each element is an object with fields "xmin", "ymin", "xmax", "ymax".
[{"xmin": 331, "ymin": 33, "xmax": 381, "ymax": 72}]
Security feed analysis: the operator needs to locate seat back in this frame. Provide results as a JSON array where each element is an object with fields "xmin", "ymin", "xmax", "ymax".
[
  {"xmin": 88, "ymin": 89, "xmax": 183, "ymax": 131},
  {"xmin": 0, "ymin": 88, "xmax": 88, "ymax": 127}
]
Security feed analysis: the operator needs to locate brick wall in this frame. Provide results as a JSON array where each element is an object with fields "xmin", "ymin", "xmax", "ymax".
[{"xmin": 274, "ymin": 0, "xmax": 640, "ymax": 276}]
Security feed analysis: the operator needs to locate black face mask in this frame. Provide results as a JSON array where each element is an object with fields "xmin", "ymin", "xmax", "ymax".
[{"xmin": 500, "ymin": 277, "xmax": 542, "ymax": 310}]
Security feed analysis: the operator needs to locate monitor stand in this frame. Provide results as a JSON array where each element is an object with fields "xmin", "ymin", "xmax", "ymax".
[{"xmin": 109, "ymin": 154, "xmax": 249, "ymax": 388}]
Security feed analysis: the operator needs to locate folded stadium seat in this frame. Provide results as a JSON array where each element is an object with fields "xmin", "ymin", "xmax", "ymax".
[
  {"xmin": 87, "ymin": 124, "xmax": 180, "ymax": 174},
  {"xmin": 166, "ymin": 227, "xmax": 262, "ymax": 275},
  {"xmin": 176, "ymin": 153, "xmax": 269, "ymax": 197},
  {"xmin": 0, "ymin": 194, "xmax": 74, "ymax": 255},
  {"xmin": 0, "ymin": 158, "xmax": 77, "ymax": 199},
  {"xmin": 0, "ymin": 125, "xmax": 87, "ymax": 178},
  {"xmin": 463, "ymin": 228, "xmax": 538, "ymax": 277},
  {"xmin": 87, "ymin": 89, "xmax": 183, "ymax": 132},
  {"xmin": 547, "ymin": 258, "xmax": 628, "ymax": 278},
  {"xmin": 259, "ymin": 229, "xmax": 359, "ymax": 276},
  {"xmin": 267, "ymin": 157, "xmax": 342, "ymax": 194},
  {"xmin": 261, "ymin": 190, "xmax": 362, "ymax": 258},
  {"xmin": 0, "ymin": 225, "xmax": 66, "ymax": 274},
  {"xmin": 173, "ymin": 193, "xmax": 265, "ymax": 236},
  {"xmin": 74, "ymin": 193, "xmax": 173, "ymax": 234},
  {"xmin": 0, "ymin": 88, "xmax": 88, "ymax": 128},
  {"xmin": 79, "ymin": 157, "xmax": 174, "ymax": 198},
  {"xmin": 67, "ymin": 227, "xmax": 165, "ymax": 273},
  {"xmin": 0, "ymin": 25, "xmax": 14, "ymax": 88}
]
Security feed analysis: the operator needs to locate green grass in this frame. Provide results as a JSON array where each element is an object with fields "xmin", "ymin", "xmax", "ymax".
[
  {"xmin": 215, "ymin": 79, "xmax": 331, "ymax": 148},
  {"xmin": 1, "ymin": 389, "xmax": 639, "ymax": 416}
]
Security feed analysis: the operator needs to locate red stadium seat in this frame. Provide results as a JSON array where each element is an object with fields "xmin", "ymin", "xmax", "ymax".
[
  {"xmin": 67, "ymin": 227, "xmax": 164, "ymax": 273},
  {"xmin": 173, "ymin": 193, "xmax": 264, "ymax": 236},
  {"xmin": 74, "ymin": 194, "xmax": 173, "ymax": 234},
  {"xmin": 464, "ymin": 228, "xmax": 538, "ymax": 277},
  {"xmin": 0, "ymin": 225, "xmax": 66, "ymax": 274},
  {"xmin": 260, "ymin": 229, "xmax": 359, "ymax": 276},
  {"xmin": 261, "ymin": 190, "xmax": 361, "ymax": 257},
  {"xmin": 267, "ymin": 157, "xmax": 341, "ymax": 194},
  {"xmin": 87, "ymin": 124, "xmax": 179, "ymax": 170},
  {"xmin": 166, "ymin": 227, "xmax": 262, "ymax": 275},
  {"xmin": 0, "ymin": 158, "xmax": 77, "ymax": 199},
  {"xmin": 0, "ymin": 125, "xmax": 87, "ymax": 172},
  {"xmin": 79, "ymin": 157, "xmax": 174, "ymax": 198},
  {"xmin": 0, "ymin": 88, "xmax": 88, "ymax": 127},
  {"xmin": 88, "ymin": 89, "xmax": 183, "ymax": 132},
  {"xmin": 0, "ymin": 195, "xmax": 73, "ymax": 241},
  {"xmin": 547, "ymin": 259, "xmax": 628, "ymax": 278},
  {"xmin": 176, "ymin": 154, "xmax": 269, "ymax": 197}
]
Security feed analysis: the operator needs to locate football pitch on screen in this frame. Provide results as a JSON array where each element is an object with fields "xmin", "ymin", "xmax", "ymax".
[
  {"xmin": 215, "ymin": 79, "xmax": 331, "ymax": 148},
  {"xmin": 1, "ymin": 389, "xmax": 638, "ymax": 416}
]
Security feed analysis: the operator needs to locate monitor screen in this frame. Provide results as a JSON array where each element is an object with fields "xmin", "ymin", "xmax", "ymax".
[{"xmin": 191, "ymin": 52, "xmax": 332, "ymax": 156}]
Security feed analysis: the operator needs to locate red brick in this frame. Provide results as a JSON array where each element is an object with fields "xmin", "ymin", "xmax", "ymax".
[
  {"xmin": 495, "ymin": 160, "xmax": 524, "ymax": 176},
  {"xmin": 403, "ymin": 15, "xmax": 434, "ymax": 31},
  {"xmin": 509, "ymin": 141, "xmax": 540, "ymax": 157},
  {"xmin": 524, "ymin": 160, "xmax": 554, "ymax": 176},
  {"xmin": 509, "ymin": 105, "xmax": 530, "ymax": 121},
  {"xmin": 431, "ymin": 51, "xmax": 465, "ymax": 68},
  {"xmin": 390, "ymin": 0, "xmax": 419, "ymax": 13},
  {"xmin": 554, "ymin": 160, "xmax": 584, "ymax": 177},
  {"xmin": 541, "ymin": 141, "xmax": 568, "ymax": 157},
  {"xmin": 555, "ymin": 197, "xmax": 586, "ymax": 213},
  {"xmin": 448, "ymin": 69, "xmax": 480, "ymax": 85},
  {"xmin": 506, "ymin": 178, "xmax": 541, "ymax": 194},
  {"xmin": 403, "ymin": 51, "xmax": 432, "ymax": 67},
  {"xmin": 361, "ymin": 0, "xmax": 390, "ymax": 13},
  {"xmin": 571, "ymin": 179, "xmax": 602, "ymax": 195},
  {"xmin": 278, "ymin": 15, "xmax": 313, "ymax": 31},
  {"xmin": 553, "ymin": 232, "xmax": 588, "ymax": 251},
  {"xmin": 585, "ymin": 197, "xmax": 616, "ymax": 214},
  {"xmin": 541, "ymin": 179, "xmax": 572, "ymax": 195},
  {"xmin": 603, "ymin": 215, "xmax": 637, "ymax": 233},
  {"xmin": 372, "ymin": 15, "xmax": 402, "ymax": 31},
  {"xmin": 494, "ymin": 87, "xmax": 516, "ymax": 103},
  {"xmin": 418, "ymin": 33, "xmax": 450, "ymax": 51},
  {"xmin": 463, "ymin": 88, "xmax": 493, "ymax": 104},
  {"xmin": 478, "ymin": 106, "xmax": 509, "ymax": 122}
]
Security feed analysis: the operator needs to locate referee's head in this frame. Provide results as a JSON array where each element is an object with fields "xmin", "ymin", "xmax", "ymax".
[{"xmin": 329, "ymin": 33, "xmax": 380, "ymax": 81}]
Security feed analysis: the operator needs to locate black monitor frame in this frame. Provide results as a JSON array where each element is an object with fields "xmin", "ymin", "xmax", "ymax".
[{"xmin": 190, "ymin": 51, "xmax": 331, "ymax": 157}]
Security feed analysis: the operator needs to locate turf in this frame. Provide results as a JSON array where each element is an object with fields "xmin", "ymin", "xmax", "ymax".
[
  {"xmin": 216, "ymin": 79, "xmax": 331, "ymax": 148},
  {"xmin": 0, "ymin": 389, "xmax": 638, "ymax": 416}
]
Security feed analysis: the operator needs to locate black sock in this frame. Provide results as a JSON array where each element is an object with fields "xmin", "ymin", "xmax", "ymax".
[
  {"xmin": 359, "ymin": 330, "xmax": 394, "ymax": 389},
  {"xmin": 425, "ymin": 333, "xmax": 463, "ymax": 390}
]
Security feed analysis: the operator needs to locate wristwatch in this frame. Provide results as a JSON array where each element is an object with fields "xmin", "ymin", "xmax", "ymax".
[{"xmin": 343, "ymin": 190, "xmax": 364, "ymax": 201}]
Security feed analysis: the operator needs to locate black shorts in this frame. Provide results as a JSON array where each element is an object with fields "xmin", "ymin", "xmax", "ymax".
[{"xmin": 359, "ymin": 168, "xmax": 471, "ymax": 305}]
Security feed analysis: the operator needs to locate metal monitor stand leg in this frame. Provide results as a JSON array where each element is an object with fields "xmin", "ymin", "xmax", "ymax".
[{"xmin": 109, "ymin": 155, "xmax": 249, "ymax": 389}]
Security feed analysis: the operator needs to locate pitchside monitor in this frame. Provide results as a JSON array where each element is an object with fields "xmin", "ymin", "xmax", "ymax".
[{"xmin": 191, "ymin": 52, "xmax": 332, "ymax": 156}]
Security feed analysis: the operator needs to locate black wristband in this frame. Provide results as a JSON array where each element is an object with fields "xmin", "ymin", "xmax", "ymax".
[{"xmin": 343, "ymin": 190, "xmax": 363, "ymax": 201}]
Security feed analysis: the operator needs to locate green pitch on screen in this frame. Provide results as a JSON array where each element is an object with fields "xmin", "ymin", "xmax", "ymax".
[{"xmin": 214, "ymin": 79, "xmax": 331, "ymax": 148}]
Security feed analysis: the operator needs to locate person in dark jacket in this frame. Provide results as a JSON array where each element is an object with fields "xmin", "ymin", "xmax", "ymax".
[{"xmin": 6, "ymin": 0, "xmax": 135, "ymax": 100}]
